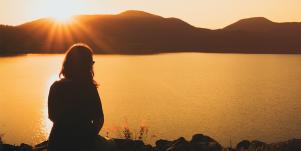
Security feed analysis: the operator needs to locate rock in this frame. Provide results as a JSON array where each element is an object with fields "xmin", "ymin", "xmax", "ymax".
[
  {"xmin": 287, "ymin": 139, "xmax": 301, "ymax": 151},
  {"xmin": 145, "ymin": 144, "xmax": 153, "ymax": 151},
  {"xmin": 19, "ymin": 143, "xmax": 32, "ymax": 151},
  {"xmin": 191, "ymin": 134, "xmax": 215, "ymax": 144},
  {"xmin": 236, "ymin": 140, "xmax": 250, "ymax": 151},
  {"xmin": 114, "ymin": 138, "xmax": 148, "ymax": 151},
  {"xmin": 2, "ymin": 133, "xmax": 301, "ymax": 151},
  {"xmin": 1, "ymin": 144, "xmax": 18, "ymax": 151},
  {"xmin": 34, "ymin": 141, "xmax": 48, "ymax": 151},
  {"xmin": 93, "ymin": 136, "xmax": 117, "ymax": 151},
  {"xmin": 249, "ymin": 140, "xmax": 267, "ymax": 151},
  {"xmin": 166, "ymin": 137, "xmax": 189, "ymax": 151},
  {"xmin": 269, "ymin": 138, "xmax": 301, "ymax": 151},
  {"xmin": 190, "ymin": 134, "xmax": 222, "ymax": 151},
  {"xmin": 220, "ymin": 148, "xmax": 236, "ymax": 151},
  {"xmin": 155, "ymin": 139, "xmax": 172, "ymax": 151},
  {"xmin": 236, "ymin": 139, "xmax": 301, "ymax": 151},
  {"xmin": 0, "ymin": 143, "xmax": 33, "ymax": 151}
]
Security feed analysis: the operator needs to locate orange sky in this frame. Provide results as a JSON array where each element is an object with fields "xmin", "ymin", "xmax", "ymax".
[{"xmin": 0, "ymin": 0, "xmax": 301, "ymax": 29}]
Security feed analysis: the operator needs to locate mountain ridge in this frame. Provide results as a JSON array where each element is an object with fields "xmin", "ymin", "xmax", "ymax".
[{"xmin": 1, "ymin": 10, "xmax": 301, "ymax": 54}]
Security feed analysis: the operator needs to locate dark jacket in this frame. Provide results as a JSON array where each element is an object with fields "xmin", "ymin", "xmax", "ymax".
[{"xmin": 47, "ymin": 79, "xmax": 104, "ymax": 151}]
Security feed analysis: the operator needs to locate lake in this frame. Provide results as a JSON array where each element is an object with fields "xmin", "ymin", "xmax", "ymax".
[{"xmin": 0, "ymin": 53, "xmax": 301, "ymax": 146}]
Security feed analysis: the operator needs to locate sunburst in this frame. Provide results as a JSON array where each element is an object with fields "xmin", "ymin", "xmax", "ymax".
[{"xmin": 43, "ymin": 0, "xmax": 81, "ymax": 24}]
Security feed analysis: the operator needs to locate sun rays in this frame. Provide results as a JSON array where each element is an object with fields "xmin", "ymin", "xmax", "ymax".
[{"xmin": 22, "ymin": 14, "xmax": 113, "ymax": 59}]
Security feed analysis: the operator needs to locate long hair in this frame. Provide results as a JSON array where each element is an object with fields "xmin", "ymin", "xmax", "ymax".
[{"xmin": 60, "ymin": 43, "xmax": 97, "ymax": 86}]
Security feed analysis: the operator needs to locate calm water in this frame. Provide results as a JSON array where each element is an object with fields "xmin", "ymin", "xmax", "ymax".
[{"xmin": 0, "ymin": 53, "xmax": 301, "ymax": 146}]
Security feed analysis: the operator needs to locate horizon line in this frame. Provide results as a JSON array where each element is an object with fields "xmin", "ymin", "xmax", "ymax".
[{"xmin": 1, "ymin": 10, "xmax": 301, "ymax": 30}]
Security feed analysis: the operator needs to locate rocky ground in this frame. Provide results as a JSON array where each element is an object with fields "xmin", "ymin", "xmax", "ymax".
[{"xmin": 1, "ymin": 134, "xmax": 301, "ymax": 151}]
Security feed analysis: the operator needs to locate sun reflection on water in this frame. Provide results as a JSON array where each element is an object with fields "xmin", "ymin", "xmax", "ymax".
[{"xmin": 41, "ymin": 74, "xmax": 60, "ymax": 140}]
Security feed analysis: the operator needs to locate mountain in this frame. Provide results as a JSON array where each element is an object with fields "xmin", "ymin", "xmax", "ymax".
[
  {"xmin": 1, "ymin": 10, "xmax": 301, "ymax": 54},
  {"xmin": 221, "ymin": 17, "xmax": 301, "ymax": 53},
  {"xmin": 223, "ymin": 17, "xmax": 275, "ymax": 32},
  {"xmin": 224, "ymin": 17, "xmax": 301, "ymax": 33}
]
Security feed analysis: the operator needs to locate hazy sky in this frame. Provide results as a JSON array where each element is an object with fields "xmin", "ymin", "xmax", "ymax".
[{"xmin": 0, "ymin": 0, "xmax": 300, "ymax": 29}]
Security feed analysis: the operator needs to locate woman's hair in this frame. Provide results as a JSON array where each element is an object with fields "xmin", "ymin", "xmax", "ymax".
[{"xmin": 60, "ymin": 43, "xmax": 97, "ymax": 86}]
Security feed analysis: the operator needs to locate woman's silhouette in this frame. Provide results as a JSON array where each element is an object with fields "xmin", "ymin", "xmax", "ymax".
[{"xmin": 48, "ymin": 43, "xmax": 104, "ymax": 151}]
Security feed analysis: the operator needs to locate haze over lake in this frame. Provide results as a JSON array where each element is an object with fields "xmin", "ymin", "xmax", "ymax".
[{"xmin": 0, "ymin": 53, "xmax": 301, "ymax": 146}]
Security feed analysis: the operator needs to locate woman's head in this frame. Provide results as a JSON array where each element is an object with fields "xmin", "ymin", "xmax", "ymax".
[{"xmin": 60, "ymin": 43, "xmax": 96, "ymax": 85}]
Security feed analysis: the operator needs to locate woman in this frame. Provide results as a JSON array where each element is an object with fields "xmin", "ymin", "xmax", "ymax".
[{"xmin": 48, "ymin": 43, "xmax": 104, "ymax": 151}]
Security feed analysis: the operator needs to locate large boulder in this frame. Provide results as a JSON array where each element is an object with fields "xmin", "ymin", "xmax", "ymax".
[
  {"xmin": 155, "ymin": 134, "xmax": 223, "ymax": 151},
  {"xmin": 287, "ymin": 139, "xmax": 301, "ymax": 151},
  {"xmin": 269, "ymin": 138, "xmax": 301, "ymax": 151},
  {"xmin": 191, "ymin": 134, "xmax": 216, "ymax": 143},
  {"xmin": 166, "ymin": 137, "xmax": 189, "ymax": 151},
  {"xmin": 1, "ymin": 143, "xmax": 32, "ymax": 151},
  {"xmin": 236, "ymin": 140, "xmax": 250, "ymax": 151},
  {"xmin": 1, "ymin": 144, "xmax": 19, "ymax": 151},
  {"xmin": 19, "ymin": 143, "xmax": 32, "ymax": 151},
  {"xmin": 190, "ymin": 134, "xmax": 222, "ymax": 151},
  {"xmin": 155, "ymin": 139, "xmax": 172, "ymax": 151},
  {"xmin": 248, "ymin": 140, "xmax": 267, "ymax": 151},
  {"xmin": 93, "ymin": 136, "xmax": 117, "ymax": 151},
  {"xmin": 155, "ymin": 137, "xmax": 190, "ymax": 151},
  {"xmin": 113, "ymin": 138, "xmax": 151, "ymax": 151},
  {"xmin": 34, "ymin": 141, "xmax": 48, "ymax": 151}
]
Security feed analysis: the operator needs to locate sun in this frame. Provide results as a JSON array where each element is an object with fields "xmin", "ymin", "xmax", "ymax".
[
  {"xmin": 43, "ymin": 0, "xmax": 83, "ymax": 23},
  {"xmin": 51, "ymin": 13, "xmax": 74, "ymax": 24}
]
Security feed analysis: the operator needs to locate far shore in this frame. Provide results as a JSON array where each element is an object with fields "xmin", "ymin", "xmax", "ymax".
[{"xmin": 2, "ymin": 49, "xmax": 301, "ymax": 57}]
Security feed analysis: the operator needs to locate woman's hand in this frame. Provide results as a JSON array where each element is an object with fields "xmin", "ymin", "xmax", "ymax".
[{"xmin": 92, "ymin": 116, "xmax": 103, "ymax": 135}]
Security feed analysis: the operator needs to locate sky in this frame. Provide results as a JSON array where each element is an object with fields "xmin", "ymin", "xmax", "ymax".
[{"xmin": 0, "ymin": 0, "xmax": 300, "ymax": 29}]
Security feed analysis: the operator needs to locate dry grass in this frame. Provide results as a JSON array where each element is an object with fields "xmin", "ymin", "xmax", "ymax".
[{"xmin": 103, "ymin": 123, "xmax": 157, "ymax": 144}]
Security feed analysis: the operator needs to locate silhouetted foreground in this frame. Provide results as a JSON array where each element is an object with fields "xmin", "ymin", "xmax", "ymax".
[
  {"xmin": 1, "ymin": 134, "xmax": 301, "ymax": 151},
  {"xmin": 1, "ymin": 10, "xmax": 301, "ymax": 55}
]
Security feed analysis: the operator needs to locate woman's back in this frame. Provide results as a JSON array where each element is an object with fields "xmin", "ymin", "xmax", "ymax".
[
  {"xmin": 48, "ymin": 80, "xmax": 101, "ymax": 123},
  {"xmin": 48, "ymin": 80, "xmax": 103, "ymax": 151},
  {"xmin": 47, "ymin": 43, "xmax": 104, "ymax": 151}
]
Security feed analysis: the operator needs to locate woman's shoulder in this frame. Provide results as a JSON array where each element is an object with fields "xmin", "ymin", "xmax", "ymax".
[
  {"xmin": 50, "ymin": 79, "xmax": 71, "ymax": 88},
  {"xmin": 51, "ymin": 79, "xmax": 97, "ymax": 88}
]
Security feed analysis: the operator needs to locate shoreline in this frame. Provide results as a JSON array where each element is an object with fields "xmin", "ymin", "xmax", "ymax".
[
  {"xmin": 2, "ymin": 50, "xmax": 301, "ymax": 57},
  {"xmin": 1, "ymin": 134, "xmax": 300, "ymax": 151}
]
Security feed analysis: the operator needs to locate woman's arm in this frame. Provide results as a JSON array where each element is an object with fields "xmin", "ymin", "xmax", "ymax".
[
  {"xmin": 92, "ymin": 87, "xmax": 104, "ymax": 135},
  {"xmin": 48, "ymin": 82, "xmax": 59, "ymax": 122},
  {"xmin": 48, "ymin": 81, "xmax": 63, "ymax": 122}
]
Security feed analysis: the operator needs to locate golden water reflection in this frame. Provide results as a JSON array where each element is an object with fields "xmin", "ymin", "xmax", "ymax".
[
  {"xmin": 1, "ymin": 53, "xmax": 301, "ymax": 146},
  {"xmin": 41, "ymin": 74, "xmax": 60, "ymax": 139}
]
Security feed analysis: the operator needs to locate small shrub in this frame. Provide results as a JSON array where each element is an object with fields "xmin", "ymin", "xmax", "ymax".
[
  {"xmin": 104, "ymin": 122, "xmax": 155, "ymax": 144},
  {"xmin": 136, "ymin": 126, "xmax": 148, "ymax": 141},
  {"xmin": 122, "ymin": 126, "xmax": 132, "ymax": 139}
]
